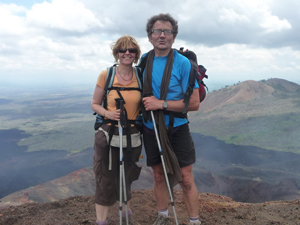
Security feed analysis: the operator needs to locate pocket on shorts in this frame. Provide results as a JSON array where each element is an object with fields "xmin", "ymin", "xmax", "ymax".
[
  {"xmin": 128, "ymin": 145, "xmax": 142, "ymax": 183},
  {"xmin": 128, "ymin": 163, "xmax": 142, "ymax": 183},
  {"xmin": 93, "ymin": 128, "xmax": 108, "ymax": 162}
]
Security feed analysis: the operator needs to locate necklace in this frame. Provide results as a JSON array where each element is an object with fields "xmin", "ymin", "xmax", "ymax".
[{"xmin": 117, "ymin": 67, "xmax": 133, "ymax": 81}]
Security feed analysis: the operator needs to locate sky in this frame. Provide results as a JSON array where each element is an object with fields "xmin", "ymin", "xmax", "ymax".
[{"xmin": 0, "ymin": 0, "xmax": 300, "ymax": 90}]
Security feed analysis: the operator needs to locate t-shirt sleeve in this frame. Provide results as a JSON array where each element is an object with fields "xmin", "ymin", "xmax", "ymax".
[{"xmin": 96, "ymin": 70, "xmax": 107, "ymax": 89}]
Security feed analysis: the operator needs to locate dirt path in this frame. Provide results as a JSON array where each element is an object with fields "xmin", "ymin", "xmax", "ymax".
[{"xmin": 1, "ymin": 190, "xmax": 300, "ymax": 225}]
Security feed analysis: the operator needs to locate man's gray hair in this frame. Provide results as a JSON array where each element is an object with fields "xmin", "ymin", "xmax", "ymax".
[{"xmin": 146, "ymin": 13, "xmax": 178, "ymax": 38}]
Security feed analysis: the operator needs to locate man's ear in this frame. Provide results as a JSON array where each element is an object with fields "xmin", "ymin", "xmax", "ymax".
[
  {"xmin": 148, "ymin": 34, "xmax": 152, "ymax": 43},
  {"xmin": 172, "ymin": 36, "xmax": 175, "ymax": 44}
]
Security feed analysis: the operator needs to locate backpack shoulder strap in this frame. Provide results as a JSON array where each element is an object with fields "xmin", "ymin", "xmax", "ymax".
[
  {"xmin": 107, "ymin": 66, "xmax": 142, "ymax": 93},
  {"xmin": 104, "ymin": 65, "xmax": 116, "ymax": 92},
  {"xmin": 133, "ymin": 66, "xmax": 143, "ymax": 90},
  {"xmin": 183, "ymin": 58, "xmax": 200, "ymax": 114},
  {"xmin": 137, "ymin": 53, "xmax": 149, "ymax": 74},
  {"xmin": 102, "ymin": 65, "xmax": 117, "ymax": 109}
]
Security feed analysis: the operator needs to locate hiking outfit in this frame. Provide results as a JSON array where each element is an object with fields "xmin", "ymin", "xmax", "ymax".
[
  {"xmin": 93, "ymin": 68, "xmax": 142, "ymax": 206},
  {"xmin": 142, "ymin": 50, "xmax": 198, "ymax": 170},
  {"xmin": 141, "ymin": 49, "xmax": 200, "ymax": 224}
]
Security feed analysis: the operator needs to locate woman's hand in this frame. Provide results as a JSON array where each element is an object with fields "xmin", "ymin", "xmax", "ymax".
[{"xmin": 105, "ymin": 109, "xmax": 121, "ymax": 121}]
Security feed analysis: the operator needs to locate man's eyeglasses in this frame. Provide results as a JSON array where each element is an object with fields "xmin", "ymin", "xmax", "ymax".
[
  {"xmin": 118, "ymin": 48, "xmax": 137, "ymax": 53},
  {"xmin": 151, "ymin": 29, "xmax": 173, "ymax": 35}
]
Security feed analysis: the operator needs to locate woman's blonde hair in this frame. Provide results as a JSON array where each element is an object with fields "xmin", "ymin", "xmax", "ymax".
[{"xmin": 111, "ymin": 35, "xmax": 141, "ymax": 64}]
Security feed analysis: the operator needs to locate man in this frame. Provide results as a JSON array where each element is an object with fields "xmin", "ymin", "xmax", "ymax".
[{"xmin": 141, "ymin": 13, "xmax": 201, "ymax": 225}]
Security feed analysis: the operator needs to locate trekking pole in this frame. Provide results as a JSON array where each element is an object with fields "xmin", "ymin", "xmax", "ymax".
[
  {"xmin": 121, "ymin": 150, "xmax": 129, "ymax": 225},
  {"xmin": 150, "ymin": 110, "xmax": 179, "ymax": 225},
  {"xmin": 116, "ymin": 97, "xmax": 129, "ymax": 225}
]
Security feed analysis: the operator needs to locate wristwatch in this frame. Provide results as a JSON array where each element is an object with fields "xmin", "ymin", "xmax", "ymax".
[{"xmin": 163, "ymin": 100, "xmax": 168, "ymax": 110}]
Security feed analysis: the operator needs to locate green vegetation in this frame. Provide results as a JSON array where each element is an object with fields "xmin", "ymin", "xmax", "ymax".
[
  {"xmin": 190, "ymin": 80, "xmax": 300, "ymax": 154},
  {"xmin": 191, "ymin": 112, "xmax": 300, "ymax": 153},
  {"xmin": 17, "ymin": 117, "xmax": 95, "ymax": 152},
  {"xmin": 0, "ymin": 87, "xmax": 94, "ymax": 152},
  {"xmin": 70, "ymin": 149, "xmax": 85, "ymax": 154}
]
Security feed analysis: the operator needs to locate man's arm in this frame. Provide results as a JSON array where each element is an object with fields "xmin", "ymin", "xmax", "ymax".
[
  {"xmin": 142, "ymin": 96, "xmax": 184, "ymax": 112},
  {"xmin": 187, "ymin": 88, "xmax": 200, "ymax": 111},
  {"xmin": 142, "ymin": 89, "xmax": 199, "ymax": 112}
]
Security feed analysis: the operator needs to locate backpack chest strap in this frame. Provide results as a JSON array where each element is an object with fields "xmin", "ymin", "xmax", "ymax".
[{"xmin": 107, "ymin": 86, "xmax": 142, "ymax": 92}]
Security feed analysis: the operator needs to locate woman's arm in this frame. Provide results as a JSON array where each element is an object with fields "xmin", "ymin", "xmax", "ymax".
[{"xmin": 91, "ymin": 84, "xmax": 120, "ymax": 121}]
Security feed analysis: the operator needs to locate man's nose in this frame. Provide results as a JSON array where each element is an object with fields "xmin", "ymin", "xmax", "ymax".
[{"xmin": 159, "ymin": 32, "xmax": 166, "ymax": 37}]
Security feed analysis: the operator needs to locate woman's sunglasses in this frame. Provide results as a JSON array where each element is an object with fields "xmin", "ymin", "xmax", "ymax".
[{"xmin": 118, "ymin": 48, "xmax": 137, "ymax": 53}]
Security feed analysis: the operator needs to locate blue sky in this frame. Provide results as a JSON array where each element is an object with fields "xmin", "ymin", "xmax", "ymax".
[
  {"xmin": 0, "ymin": 0, "xmax": 299, "ymax": 90},
  {"xmin": 0, "ymin": 0, "xmax": 49, "ymax": 8}
]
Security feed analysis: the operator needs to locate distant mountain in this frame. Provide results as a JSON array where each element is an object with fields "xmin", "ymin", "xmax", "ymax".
[
  {"xmin": 0, "ymin": 168, "xmax": 95, "ymax": 207},
  {"xmin": 0, "ymin": 164, "xmax": 152, "ymax": 207},
  {"xmin": 198, "ymin": 80, "xmax": 275, "ymax": 112},
  {"xmin": 189, "ymin": 78, "xmax": 300, "ymax": 152},
  {"xmin": 264, "ymin": 78, "xmax": 300, "ymax": 93}
]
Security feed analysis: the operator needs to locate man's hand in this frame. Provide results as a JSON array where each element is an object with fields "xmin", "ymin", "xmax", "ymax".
[{"xmin": 142, "ymin": 96, "xmax": 163, "ymax": 111}]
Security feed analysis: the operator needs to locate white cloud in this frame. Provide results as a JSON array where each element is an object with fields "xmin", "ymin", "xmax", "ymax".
[
  {"xmin": 0, "ymin": 4, "xmax": 27, "ymax": 35},
  {"xmin": 218, "ymin": 8, "xmax": 251, "ymax": 25},
  {"xmin": 26, "ymin": 0, "xmax": 102, "ymax": 33},
  {"xmin": 0, "ymin": 0, "xmax": 299, "ymax": 88},
  {"xmin": 260, "ymin": 11, "xmax": 292, "ymax": 33}
]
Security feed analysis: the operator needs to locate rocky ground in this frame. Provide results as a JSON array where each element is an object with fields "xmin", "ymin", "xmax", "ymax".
[{"xmin": 1, "ymin": 189, "xmax": 300, "ymax": 225}]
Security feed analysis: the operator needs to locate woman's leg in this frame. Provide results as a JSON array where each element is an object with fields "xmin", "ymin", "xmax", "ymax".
[{"xmin": 95, "ymin": 204, "xmax": 109, "ymax": 221}]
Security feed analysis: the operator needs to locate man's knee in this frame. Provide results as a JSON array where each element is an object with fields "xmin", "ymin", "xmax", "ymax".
[
  {"xmin": 180, "ymin": 165, "xmax": 195, "ymax": 191},
  {"xmin": 152, "ymin": 164, "xmax": 165, "ymax": 184},
  {"xmin": 153, "ymin": 172, "xmax": 164, "ymax": 184}
]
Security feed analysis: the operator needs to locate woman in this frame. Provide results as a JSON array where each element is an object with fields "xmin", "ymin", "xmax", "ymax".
[{"xmin": 91, "ymin": 35, "xmax": 142, "ymax": 225}]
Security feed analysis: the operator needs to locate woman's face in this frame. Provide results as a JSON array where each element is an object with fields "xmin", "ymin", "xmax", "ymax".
[{"xmin": 118, "ymin": 43, "xmax": 137, "ymax": 66}]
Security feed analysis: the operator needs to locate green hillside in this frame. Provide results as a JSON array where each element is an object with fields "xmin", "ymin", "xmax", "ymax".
[
  {"xmin": 189, "ymin": 79, "xmax": 300, "ymax": 153},
  {"xmin": 0, "ymin": 86, "xmax": 95, "ymax": 152}
]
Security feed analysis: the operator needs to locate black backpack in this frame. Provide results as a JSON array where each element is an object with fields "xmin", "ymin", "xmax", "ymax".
[{"xmin": 178, "ymin": 47, "xmax": 208, "ymax": 104}]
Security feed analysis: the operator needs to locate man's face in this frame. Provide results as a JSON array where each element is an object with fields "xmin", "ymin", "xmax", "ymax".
[{"xmin": 148, "ymin": 20, "xmax": 175, "ymax": 52}]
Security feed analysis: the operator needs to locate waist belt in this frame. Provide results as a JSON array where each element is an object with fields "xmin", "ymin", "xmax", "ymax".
[{"xmin": 98, "ymin": 123, "xmax": 141, "ymax": 170}]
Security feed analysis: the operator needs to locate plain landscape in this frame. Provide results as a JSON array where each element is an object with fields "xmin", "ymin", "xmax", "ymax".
[{"xmin": 1, "ymin": 78, "xmax": 300, "ymax": 224}]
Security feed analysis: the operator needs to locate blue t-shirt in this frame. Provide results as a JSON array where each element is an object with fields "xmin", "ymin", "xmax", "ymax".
[{"xmin": 142, "ymin": 50, "xmax": 199, "ymax": 129}]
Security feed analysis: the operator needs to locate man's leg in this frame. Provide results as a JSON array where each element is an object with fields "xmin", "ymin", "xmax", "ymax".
[
  {"xmin": 179, "ymin": 165, "xmax": 199, "ymax": 217},
  {"xmin": 152, "ymin": 163, "xmax": 169, "ymax": 211}
]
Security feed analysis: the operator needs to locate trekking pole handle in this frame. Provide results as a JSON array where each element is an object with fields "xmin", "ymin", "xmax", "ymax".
[{"xmin": 115, "ymin": 98, "xmax": 122, "ymax": 109}]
